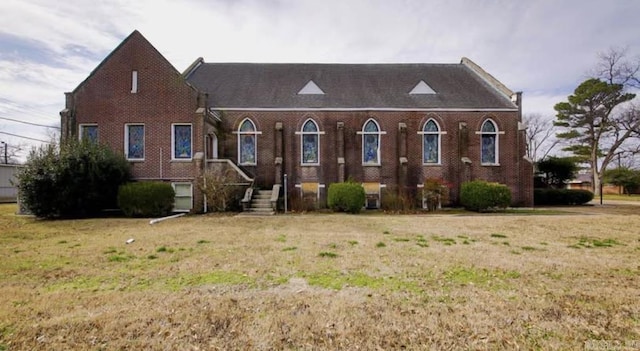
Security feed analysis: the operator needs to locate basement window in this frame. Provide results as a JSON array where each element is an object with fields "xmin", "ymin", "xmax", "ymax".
[{"xmin": 172, "ymin": 182, "xmax": 193, "ymax": 212}]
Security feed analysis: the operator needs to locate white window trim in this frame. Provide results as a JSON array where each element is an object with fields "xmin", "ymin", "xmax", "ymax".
[
  {"xmin": 234, "ymin": 118, "xmax": 261, "ymax": 166},
  {"xmin": 124, "ymin": 123, "xmax": 145, "ymax": 161},
  {"xmin": 475, "ymin": 119, "xmax": 504, "ymax": 166},
  {"xmin": 205, "ymin": 133, "xmax": 219, "ymax": 160},
  {"xmin": 172, "ymin": 182, "xmax": 193, "ymax": 212},
  {"xmin": 357, "ymin": 118, "xmax": 386, "ymax": 166},
  {"xmin": 78, "ymin": 123, "xmax": 98, "ymax": 142},
  {"xmin": 295, "ymin": 118, "xmax": 325, "ymax": 166},
  {"xmin": 417, "ymin": 119, "xmax": 447, "ymax": 165},
  {"xmin": 171, "ymin": 123, "xmax": 193, "ymax": 161}
]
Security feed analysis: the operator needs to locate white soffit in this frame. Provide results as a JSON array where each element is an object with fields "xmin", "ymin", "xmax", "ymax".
[
  {"xmin": 409, "ymin": 80, "xmax": 436, "ymax": 94},
  {"xmin": 298, "ymin": 80, "xmax": 325, "ymax": 95}
]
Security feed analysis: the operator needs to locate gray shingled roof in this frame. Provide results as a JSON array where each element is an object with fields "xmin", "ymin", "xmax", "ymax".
[{"xmin": 186, "ymin": 62, "xmax": 517, "ymax": 110}]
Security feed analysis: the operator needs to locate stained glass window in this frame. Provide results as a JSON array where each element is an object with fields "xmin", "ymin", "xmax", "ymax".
[
  {"xmin": 362, "ymin": 119, "xmax": 381, "ymax": 164},
  {"xmin": 173, "ymin": 124, "xmax": 192, "ymax": 159},
  {"xmin": 481, "ymin": 120, "xmax": 498, "ymax": 164},
  {"xmin": 238, "ymin": 119, "xmax": 257, "ymax": 165},
  {"xmin": 80, "ymin": 125, "xmax": 98, "ymax": 143},
  {"xmin": 423, "ymin": 120, "xmax": 440, "ymax": 164},
  {"xmin": 301, "ymin": 119, "xmax": 319, "ymax": 165},
  {"xmin": 126, "ymin": 124, "xmax": 144, "ymax": 160}
]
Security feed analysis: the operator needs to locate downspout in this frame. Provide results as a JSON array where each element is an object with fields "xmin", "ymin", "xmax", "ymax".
[
  {"xmin": 513, "ymin": 92, "xmax": 524, "ymax": 205},
  {"xmin": 203, "ymin": 182, "xmax": 208, "ymax": 213}
]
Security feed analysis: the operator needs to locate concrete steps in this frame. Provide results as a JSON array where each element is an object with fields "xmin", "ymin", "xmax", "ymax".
[{"xmin": 246, "ymin": 190, "xmax": 274, "ymax": 215}]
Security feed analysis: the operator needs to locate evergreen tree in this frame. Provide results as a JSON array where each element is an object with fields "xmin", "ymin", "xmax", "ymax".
[{"xmin": 554, "ymin": 78, "xmax": 637, "ymax": 195}]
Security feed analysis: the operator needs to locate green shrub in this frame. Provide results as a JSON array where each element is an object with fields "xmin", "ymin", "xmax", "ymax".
[
  {"xmin": 534, "ymin": 188, "xmax": 593, "ymax": 205},
  {"xmin": 460, "ymin": 180, "xmax": 511, "ymax": 212},
  {"xmin": 118, "ymin": 182, "xmax": 175, "ymax": 217},
  {"xmin": 17, "ymin": 140, "xmax": 130, "ymax": 218},
  {"xmin": 327, "ymin": 181, "xmax": 366, "ymax": 214}
]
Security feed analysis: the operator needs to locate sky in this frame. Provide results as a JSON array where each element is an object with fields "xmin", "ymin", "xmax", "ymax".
[{"xmin": 1, "ymin": 0, "xmax": 639, "ymax": 162}]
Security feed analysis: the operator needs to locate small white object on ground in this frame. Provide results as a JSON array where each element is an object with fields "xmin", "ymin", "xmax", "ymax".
[
  {"xmin": 149, "ymin": 213, "xmax": 186, "ymax": 225},
  {"xmin": 126, "ymin": 238, "xmax": 135, "ymax": 244}
]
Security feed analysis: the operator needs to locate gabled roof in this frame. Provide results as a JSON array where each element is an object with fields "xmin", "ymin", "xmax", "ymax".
[
  {"xmin": 71, "ymin": 30, "xmax": 188, "ymax": 94},
  {"xmin": 185, "ymin": 60, "xmax": 518, "ymax": 110}
]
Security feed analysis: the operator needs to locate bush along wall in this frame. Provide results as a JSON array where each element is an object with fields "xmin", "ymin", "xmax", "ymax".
[
  {"xmin": 534, "ymin": 189, "xmax": 593, "ymax": 206},
  {"xmin": 327, "ymin": 181, "xmax": 366, "ymax": 214},
  {"xmin": 460, "ymin": 180, "xmax": 511, "ymax": 212},
  {"xmin": 118, "ymin": 182, "xmax": 175, "ymax": 217}
]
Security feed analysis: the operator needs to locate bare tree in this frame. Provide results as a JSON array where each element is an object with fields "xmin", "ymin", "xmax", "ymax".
[
  {"xmin": 1, "ymin": 142, "xmax": 27, "ymax": 164},
  {"xmin": 592, "ymin": 47, "xmax": 640, "ymax": 88},
  {"xmin": 524, "ymin": 113, "xmax": 559, "ymax": 162},
  {"xmin": 610, "ymin": 106, "xmax": 640, "ymax": 169}
]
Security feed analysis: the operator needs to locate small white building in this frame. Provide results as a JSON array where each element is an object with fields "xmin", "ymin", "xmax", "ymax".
[{"xmin": 0, "ymin": 164, "xmax": 22, "ymax": 203}]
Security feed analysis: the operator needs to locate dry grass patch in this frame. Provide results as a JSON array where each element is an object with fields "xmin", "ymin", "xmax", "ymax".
[{"xmin": 1, "ymin": 204, "xmax": 639, "ymax": 349}]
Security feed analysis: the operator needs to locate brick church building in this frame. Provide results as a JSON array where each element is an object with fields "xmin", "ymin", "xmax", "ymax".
[{"xmin": 60, "ymin": 30, "xmax": 533, "ymax": 213}]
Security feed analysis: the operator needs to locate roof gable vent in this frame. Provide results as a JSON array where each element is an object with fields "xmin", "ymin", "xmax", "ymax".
[
  {"xmin": 409, "ymin": 80, "xmax": 436, "ymax": 94},
  {"xmin": 298, "ymin": 80, "xmax": 325, "ymax": 95}
]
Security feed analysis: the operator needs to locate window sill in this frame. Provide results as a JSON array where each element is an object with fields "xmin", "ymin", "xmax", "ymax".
[
  {"xmin": 362, "ymin": 163, "xmax": 381, "ymax": 167},
  {"xmin": 239, "ymin": 163, "xmax": 257, "ymax": 166},
  {"xmin": 481, "ymin": 163, "xmax": 501, "ymax": 167},
  {"xmin": 301, "ymin": 163, "xmax": 320, "ymax": 167},
  {"xmin": 422, "ymin": 163, "xmax": 442, "ymax": 166}
]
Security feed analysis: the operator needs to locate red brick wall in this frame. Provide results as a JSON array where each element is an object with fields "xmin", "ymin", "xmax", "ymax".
[
  {"xmin": 220, "ymin": 110, "xmax": 533, "ymax": 206},
  {"xmin": 63, "ymin": 31, "xmax": 206, "ymax": 212},
  {"xmin": 68, "ymin": 32, "xmax": 202, "ymax": 182}
]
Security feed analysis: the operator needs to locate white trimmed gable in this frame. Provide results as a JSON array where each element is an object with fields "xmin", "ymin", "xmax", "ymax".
[
  {"xmin": 409, "ymin": 80, "xmax": 436, "ymax": 94},
  {"xmin": 298, "ymin": 80, "xmax": 325, "ymax": 95}
]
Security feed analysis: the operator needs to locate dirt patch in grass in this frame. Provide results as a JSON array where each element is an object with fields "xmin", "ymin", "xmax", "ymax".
[{"xmin": 0, "ymin": 204, "xmax": 639, "ymax": 349}]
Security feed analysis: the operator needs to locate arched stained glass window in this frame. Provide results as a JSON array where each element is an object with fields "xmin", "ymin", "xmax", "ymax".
[
  {"xmin": 301, "ymin": 119, "xmax": 320, "ymax": 165},
  {"xmin": 238, "ymin": 118, "xmax": 258, "ymax": 165},
  {"xmin": 422, "ymin": 119, "xmax": 440, "ymax": 164},
  {"xmin": 480, "ymin": 119, "xmax": 498, "ymax": 164},
  {"xmin": 362, "ymin": 119, "xmax": 381, "ymax": 165}
]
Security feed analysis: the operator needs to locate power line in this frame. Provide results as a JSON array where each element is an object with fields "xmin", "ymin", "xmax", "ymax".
[
  {"xmin": 0, "ymin": 100, "xmax": 59, "ymax": 122},
  {"xmin": 0, "ymin": 116, "xmax": 61, "ymax": 129},
  {"xmin": 0, "ymin": 131, "xmax": 51, "ymax": 143}
]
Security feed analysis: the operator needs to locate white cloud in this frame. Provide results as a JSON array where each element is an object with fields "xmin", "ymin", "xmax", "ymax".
[{"xmin": 1, "ymin": 0, "xmax": 640, "ymax": 161}]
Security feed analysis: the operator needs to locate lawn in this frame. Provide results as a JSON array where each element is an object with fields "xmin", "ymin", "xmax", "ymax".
[
  {"xmin": 0, "ymin": 203, "xmax": 639, "ymax": 350},
  {"xmin": 603, "ymin": 194, "xmax": 640, "ymax": 202}
]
